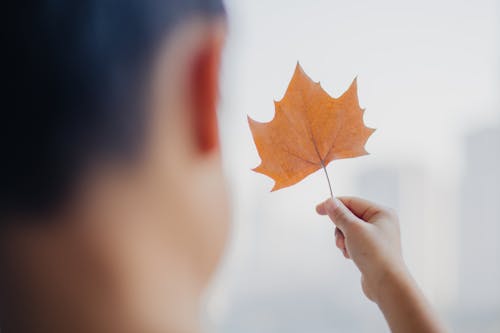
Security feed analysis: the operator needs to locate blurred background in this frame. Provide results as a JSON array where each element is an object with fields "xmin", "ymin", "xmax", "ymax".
[{"xmin": 206, "ymin": 0, "xmax": 500, "ymax": 332}]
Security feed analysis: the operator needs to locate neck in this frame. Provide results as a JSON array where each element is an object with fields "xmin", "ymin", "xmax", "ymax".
[{"xmin": 0, "ymin": 215, "xmax": 202, "ymax": 333}]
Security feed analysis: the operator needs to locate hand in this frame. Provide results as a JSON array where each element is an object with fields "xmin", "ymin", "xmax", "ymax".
[
  {"xmin": 317, "ymin": 197, "xmax": 448, "ymax": 332},
  {"xmin": 316, "ymin": 197, "xmax": 408, "ymax": 303}
]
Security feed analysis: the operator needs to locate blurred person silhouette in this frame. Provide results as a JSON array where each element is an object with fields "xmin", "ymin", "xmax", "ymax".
[{"xmin": 0, "ymin": 1, "xmax": 446, "ymax": 332}]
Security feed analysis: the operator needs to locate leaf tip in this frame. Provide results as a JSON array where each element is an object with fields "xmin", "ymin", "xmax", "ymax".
[
  {"xmin": 252, "ymin": 164, "xmax": 266, "ymax": 174},
  {"xmin": 271, "ymin": 183, "xmax": 281, "ymax": 192},
  {"xmin": 247, "ymin": 115, "xmax": 259, "ymax": 127},
  {"xmin": 295, "ymin": 61, "xmax": 305, "ymax": 74},
  {"xmin": 251, "ymin": 166, "xmax": 261, "ymax": 174},
  {"xmin": 351, "ymin": 76, "xmax": 359, "ymax": 88}
]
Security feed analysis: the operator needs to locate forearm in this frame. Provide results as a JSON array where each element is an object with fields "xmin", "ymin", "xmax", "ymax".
[{"xmin": 376, "ymin": 267, "xmax": 447, "ymax": 333}]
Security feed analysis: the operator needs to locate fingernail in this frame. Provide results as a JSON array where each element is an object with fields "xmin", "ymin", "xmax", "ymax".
[{"xmin": 325, "ymin": 198, "xmax": 340, "ymax": 213}]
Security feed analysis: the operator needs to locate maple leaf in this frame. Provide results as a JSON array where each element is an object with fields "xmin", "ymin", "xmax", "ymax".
[{"xmin": 248, "ymin": 63, "xmax": 375, "ymax": 193}]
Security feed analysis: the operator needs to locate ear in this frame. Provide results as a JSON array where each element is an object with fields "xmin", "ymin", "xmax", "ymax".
[{"xmin": 190, "ymin": 30, "xmax": 224, "ymax": 154}]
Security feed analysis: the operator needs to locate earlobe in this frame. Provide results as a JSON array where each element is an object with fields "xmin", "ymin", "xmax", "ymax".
[{"xmin": 191, "ymin": 34, "xmax": 223, "ymax": 154}]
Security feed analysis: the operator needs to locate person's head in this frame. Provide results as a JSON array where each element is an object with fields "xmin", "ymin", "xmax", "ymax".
[{"xmin": 1, "ymin": 1, "xmax": 229, "ymax": 331}]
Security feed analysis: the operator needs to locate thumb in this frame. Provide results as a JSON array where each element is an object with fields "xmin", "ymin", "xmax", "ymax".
[{"xmin": 322, "ymin": 198, "xmax": 360, "ymax": 233}]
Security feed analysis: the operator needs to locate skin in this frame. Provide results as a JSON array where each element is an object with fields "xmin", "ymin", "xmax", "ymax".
[
  {"xmin": 316, "ymin": 197, "xmax": 447, "ymax": 333},
  {"xmin": 0, "ymin": 14, "xmax": 446, "ymax": 333}
]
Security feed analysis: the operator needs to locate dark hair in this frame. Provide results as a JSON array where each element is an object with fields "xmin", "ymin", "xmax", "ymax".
[{"xmin": 1, "ymin": 0, "xmax": 225, "ymax": 223}]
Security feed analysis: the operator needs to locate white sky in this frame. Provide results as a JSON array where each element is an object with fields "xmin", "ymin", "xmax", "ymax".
[{"xmin": 220, "ymin": 0, "xmax": 499, "ymax": 180}]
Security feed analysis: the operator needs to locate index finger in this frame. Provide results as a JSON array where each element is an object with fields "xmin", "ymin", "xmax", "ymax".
[{"xmin": 337, "ymin": 196, "xmax": 388, "ymax": 222}]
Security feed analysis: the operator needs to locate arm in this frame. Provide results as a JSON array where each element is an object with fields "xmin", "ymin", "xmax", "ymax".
[{"xmin": 316, "ymin": 197, "xmax": 447, "ymax": 333}]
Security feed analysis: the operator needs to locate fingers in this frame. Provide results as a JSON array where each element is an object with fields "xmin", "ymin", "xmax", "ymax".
[
  {"xmin": 335, "ymin": 228, "xmax": 350, "ymax": 259},
  {"xmin": 316, "ymin": 203, "xmax": 328, "ymax": 215},
  {"xmin": 316, "ymin": 198, "xmax": 360, "ymax": 233},
  {"xmin": 337, "ymin": 196, "xmax": 388, "ymax": 221},
  {"xmin": 342, "ymin": 247, "xmax": 350, "ymax": 259},
  {"xmin": 319, "ymin": 202, "xmax": 353, "ymax": 259},
  {"xmin": 317, "ymin": 199, "xmax": 356, "ymax": 259},
  {"xmin": 334, "ymin": 228, "xmax": 345, "ymax": 249}
]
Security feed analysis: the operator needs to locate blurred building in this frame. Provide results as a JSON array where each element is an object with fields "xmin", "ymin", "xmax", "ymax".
[
  {"xmin": 456, "ymin": 124, "xmax": 500, "ymax": 331},
  {"xmin": 356, "ymin": 165, "xmax": 458, "ymax": 308}
]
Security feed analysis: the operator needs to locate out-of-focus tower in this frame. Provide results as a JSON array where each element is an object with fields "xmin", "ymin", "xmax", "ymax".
[
  {"xmin": 357, "ymin": 165, "xmax": 457, "ymax": 308},
  {"xmin": 458, "ymin": 125, "xmax": 500, "ymax": 317}
]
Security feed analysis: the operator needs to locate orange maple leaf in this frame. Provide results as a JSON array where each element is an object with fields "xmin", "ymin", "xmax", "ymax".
[{"xmin": 248, "ymin": 63, "xmax": 375, "ymax": 193}]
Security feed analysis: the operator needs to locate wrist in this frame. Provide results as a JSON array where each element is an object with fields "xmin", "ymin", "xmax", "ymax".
[
  {"xmin": 371, "ymin": 262, "xmax": 447, "ymax": 333},
  {"xmin": 374, "ymin": 263, "xmax": 414, "ymax": 305}
]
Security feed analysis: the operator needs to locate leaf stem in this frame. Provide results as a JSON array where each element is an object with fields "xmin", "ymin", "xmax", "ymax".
[{"xmin": 320, "ymin": 160, "xmax": 334, "ymax": 200}]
